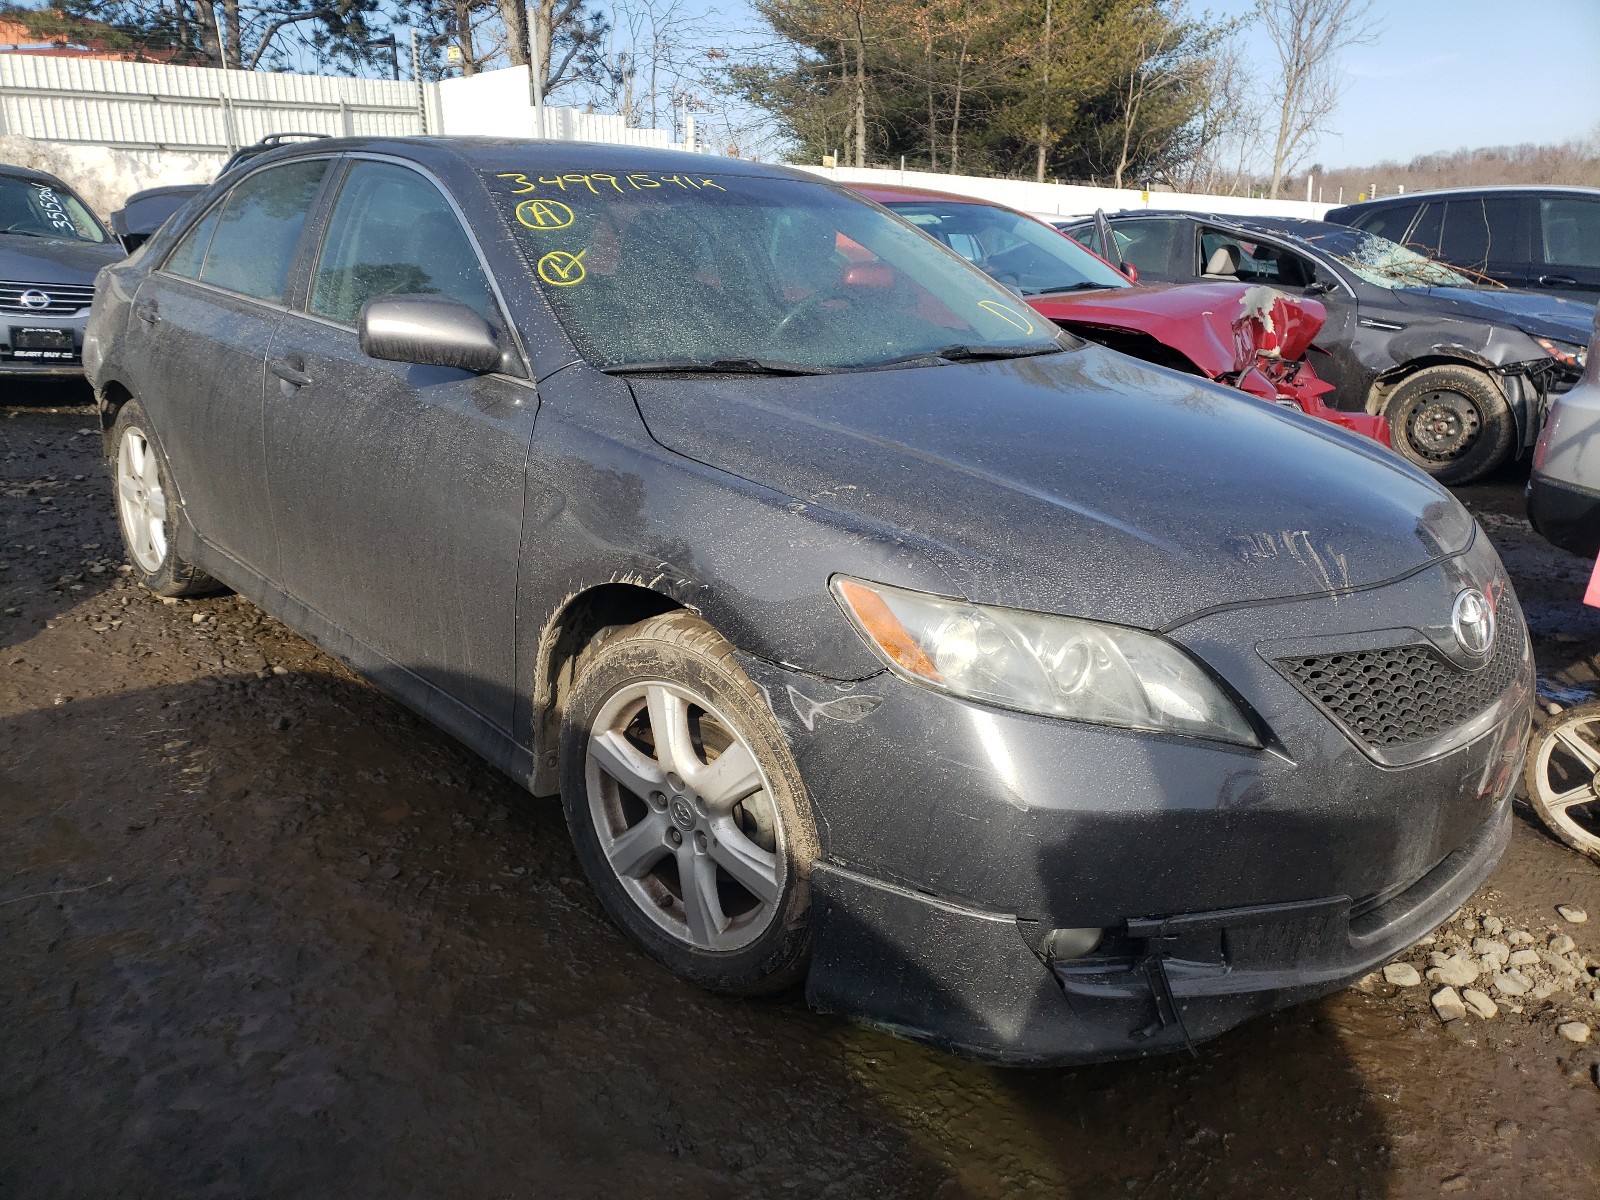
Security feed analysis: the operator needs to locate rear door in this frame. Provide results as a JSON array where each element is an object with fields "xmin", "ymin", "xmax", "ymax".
[
  {"xmin": 262, "ymin": 156, "xmax": 537, "ymax": 729},
  {"xmin": 1532, "ymin": 195, "xmax": 1600, "ymax": 298},
  {"xmin": 125, "ymin": 158, "xmax": 332, "ymax": 575}
]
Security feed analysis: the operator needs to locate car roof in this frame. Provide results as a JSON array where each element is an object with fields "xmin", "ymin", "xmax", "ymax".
[
  {"xmin": 850, "ymin": 182, "xmax": 1005, "ymax": 205},
  {"xmin": 1076, "ymin": 209, "xmax": 1353, "ymax": 241},
  {"xmin": 1333, "ymin": 184, "xmax": 1600, "ymax": 210},
  {"xmin": 226, "ymin": 135, "xmax": 817, "ymax": 187},
  {"xmin": 0, "ymin": 162, "xmax": 74, "ymax": 189}
]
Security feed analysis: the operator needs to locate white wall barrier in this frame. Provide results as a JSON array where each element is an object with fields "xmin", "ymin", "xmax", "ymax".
[{"xmin": 796, "ymin": 164, "xmax": 1331, "ymax": 222}]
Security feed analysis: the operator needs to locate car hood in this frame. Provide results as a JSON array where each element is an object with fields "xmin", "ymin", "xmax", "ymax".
[
  {"xmin": 1393, "ymin": 286, "xmax": 1595, "ymax": 345},
  {"xmin": 0, "ymin": 234, "xmax": 123, "ymax": 284},
  {"xmin": 628, "ymin": 344, "xmax": 1473, "ymax": 630},
  {"xmin": 1028, "ymin": 281, "xmax": 1324, "ymax": 377}
]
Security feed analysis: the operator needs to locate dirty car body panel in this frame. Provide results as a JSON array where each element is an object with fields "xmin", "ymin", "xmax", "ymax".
[{"xmin": 87, "ymin": 138, "xmax": 1531, "ymax": 1065}]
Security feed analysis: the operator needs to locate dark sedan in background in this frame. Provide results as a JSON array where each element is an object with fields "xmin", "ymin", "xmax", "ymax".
[
  {"xmin": 1, "ymin": 163, "xmax": 123, "ymax": 378},
  {"xmin": 86, "ymin": 138, "xmax": 1530, "ymax": 1064},
  {"xmin": 1065, "ymin": 211, "xmax": 1594, "ymax": 483}
]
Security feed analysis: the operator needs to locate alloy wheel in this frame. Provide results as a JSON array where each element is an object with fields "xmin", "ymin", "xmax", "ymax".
[
  {"xmin": 584, "ymin": 679, "xmax": 785, "ymax": 952},
  {"xmin": 116, "ymin": 425, "xmax": 168, "ymax": 573},
  {"xmin": 1526, "ymin": 706, "xmax": 1600, "ymax": 864}
]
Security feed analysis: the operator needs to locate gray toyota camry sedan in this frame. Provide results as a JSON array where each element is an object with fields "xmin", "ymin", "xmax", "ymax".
[{"xmin": 84, "ymin": 138, "xmax": 1532, "ymax": 1065}]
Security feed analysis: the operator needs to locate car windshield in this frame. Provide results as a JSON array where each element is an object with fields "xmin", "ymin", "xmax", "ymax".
[
  {"xmin": 886, "ymin": 199, "xmax": 1130, "ymax": 296},
  {"xmin": 491, "ymin": 166, "xmax": 1065, "ymax": 371},
  {"xmin": 0, "ymin": 174, "xmax": 108, "ymax": 243},
  {"xmin": 1296, "ymin": 226, "xmax": 1473, "ymax": 290}
]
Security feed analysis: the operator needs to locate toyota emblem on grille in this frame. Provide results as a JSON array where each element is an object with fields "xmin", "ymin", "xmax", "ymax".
[
  {"xmin": 1451, "ymin": 589, "xmax": 1494, "ymax": 657},
  {"xmin": 19, "ymin": 289, "xmax": 50, "ymax": 310}
]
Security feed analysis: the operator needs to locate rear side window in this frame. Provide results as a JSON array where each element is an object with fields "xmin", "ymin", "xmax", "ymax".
[
  {"xmin": 178, "ymin": 160, "xmax": 328, "ymax": 302},
  {"xmin": 1539, "ymin": 197, "xmax": 1600, "ymax": 268},
  {"xmin": 309, "ymin": 160, "xmax": 496, "ymax": 324},
  {"xmin": 1350, "ymin": 203, "xmax": 1418, "ymax": 244}
]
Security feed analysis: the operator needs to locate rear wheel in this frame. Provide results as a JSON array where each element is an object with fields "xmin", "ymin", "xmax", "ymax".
[
  {"xmin": 1384, "ymin": 365, "xmax": 1514, "ymax": 485},
  {"xmin": 560, "ymin": 611, "xmax": 818, "ymax": 994},
  {"xmin": 110, "ymin": 399, "xmax": 221, "ymax": 598},
  {"xmin": 1524, "ymin": 704, "xmax": 1600, "ymax": 865}
]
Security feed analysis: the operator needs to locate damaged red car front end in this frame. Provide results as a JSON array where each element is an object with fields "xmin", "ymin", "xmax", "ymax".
[
  {"xmin": 1035, "ymin": 281, "xmax": 1392, "ymax": 446},
  {"xmin": 860, "ymin": 184, "xmax": 1391, "ymax": 448}
]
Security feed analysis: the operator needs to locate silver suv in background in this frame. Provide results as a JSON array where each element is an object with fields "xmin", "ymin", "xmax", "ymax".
[
  {"xmin": 1, "ymin": 163, "xmax": 123, "ymax": 379},
  {"xmin": 1529, "ymin": 305, "xmax": 1600, "ymax": 558}
]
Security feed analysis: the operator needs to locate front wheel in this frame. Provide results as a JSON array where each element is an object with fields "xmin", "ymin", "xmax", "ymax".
[
  {"xmin": 110, "ymin": 399, "xmax": 221, "ymax": 598},
  {"xmin": 1384, "ymin": 365, "xmax": 1514, "ymax": 485},
  {"xmin": 560, "ymin": 611, "xmax": 819, "ymax": 994}
]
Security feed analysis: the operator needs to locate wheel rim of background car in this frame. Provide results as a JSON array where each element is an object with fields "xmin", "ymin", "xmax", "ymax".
[
  {"xmin": 116, "ymin": 425, "xmax": 168, "ymax": 573},
  {"xmin": 584, "ymin": 679, "xmax": 787, "ymax": 953},
  {"xmin": 1404, "ymin": 389, "xmax": 1483, "ymax": 461},
  {"xmin": 1527, "ymin": 709, "xmax": 1600, "ymax": 860}
]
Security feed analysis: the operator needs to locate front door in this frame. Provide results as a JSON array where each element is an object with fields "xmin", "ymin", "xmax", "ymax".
[
  {"xmin": 262, "ymin": 158, "xmax": 538, "ymax": 730},
  {"xmin": 125, "ymin": 158, "xmax": 331, "ymax": 574}
]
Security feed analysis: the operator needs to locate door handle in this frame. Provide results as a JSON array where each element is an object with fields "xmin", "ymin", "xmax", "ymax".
[
  {"xmin": 1539, "ymin": 274, "xmax": 1578, "ymax": 287},
  {"xmin": 134, "ymin": 299, "xmax": 159, "ymax": 324},
  {"xmin": 269, "ymin": 357, "xmax": 311, "ymax": 389}
]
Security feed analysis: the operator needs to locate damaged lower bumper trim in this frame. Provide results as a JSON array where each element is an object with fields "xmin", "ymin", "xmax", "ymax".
[{"xmin": 806, "ymin": 795, "xmax": 1512, "ymax": 1066}]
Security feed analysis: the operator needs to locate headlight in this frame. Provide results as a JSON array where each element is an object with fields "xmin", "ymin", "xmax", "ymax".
[
  {"xmin": 1535, "ymin": 337, "xmax": 1588, "ymax": 370},
  {"xmin": 832, "ymin": 577, "xmax": 1259, "ymax": 746}
]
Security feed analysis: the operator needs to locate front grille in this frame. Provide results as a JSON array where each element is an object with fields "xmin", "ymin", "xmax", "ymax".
[
  {"xmin": 0, "ymin": 281, "xmax": 96, "ymax": 316},
  {"xmin": 1275, "ymin": 602, "xmax": 1526, "ymax": 752}
]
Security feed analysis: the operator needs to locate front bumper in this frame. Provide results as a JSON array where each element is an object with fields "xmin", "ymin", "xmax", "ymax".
[
  {"xmin": 740, "ymin": 533, "xmax": 1531, "ymax": 1064},
  {"xmin": 1527, "ymin": 471, "xmax": 1600, "ymax": 560},
  {"xmin": 803, "ymin": 792, "xmax": 1511, "ymax": 1065}
]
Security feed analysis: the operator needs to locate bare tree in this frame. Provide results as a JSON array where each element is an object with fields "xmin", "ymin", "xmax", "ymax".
[{"xmin": 1258, "ymin": 0, "xmax": 1377, "ymax": 199}]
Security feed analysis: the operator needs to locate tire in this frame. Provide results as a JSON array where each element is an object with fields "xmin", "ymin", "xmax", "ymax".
[
  {"xmin": 109, "ymin": 399, "xmax": 222, "ymax": 598},
  {"xmin": 560, "ymin": 611, "xmax": 819, "ymax": 995},
  {"xmin": 1384, "ymin": 365, "xmax": 1514, "ymax": 485},
  {"xmin": 1523, "ymin": 703, "xmax": 1600, "ymax": 865}
]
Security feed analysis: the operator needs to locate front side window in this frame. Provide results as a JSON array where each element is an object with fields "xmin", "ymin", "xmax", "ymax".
[
  {"xmin": 1438, "ymin": 198, "xmax": 1523, "ymax": 271},
  {"xmin": 1198, "ymin": 229, "xmax": 1315, "ymax": 287},
  {"xmin": 1106, "ymin": 219, "xmax": 1181, "ymax": 277},
  {"xmin": 179, "ymin": 159, "xmax": 329, "ymax": 302},
  {"xmin": 310, "ymin": 161, "xmax": 496, "ymax": 324},
  {"xmin": 488, "ymin": 166, "xmax": 1063, "ymax": 371},
  {"xmin": 0, "ymin": 174, "xmax": 107, "ymax": 243},
  {"xmin": 886, "ymin": 200, "xmax": 1129, "ymax": 295},
  {"xmin": 1540, "ymin": 197, "xmax": 1600, "ymax": 269}
]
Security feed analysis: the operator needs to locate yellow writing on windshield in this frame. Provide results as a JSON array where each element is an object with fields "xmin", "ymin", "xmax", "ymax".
[
  {"xmin": 537, "ymin": 248, "xmax": 588, "ymax": 287},
  {"xmin": 496, "ymin": 171, "xmax": 727, "ymax": 195},
  {"xmin": 516, "ymin": 198, "xmax": 576, "ymax": 230},
  {"xmin": 978, "ymin": 300, "xmax": 1036, "ymax": 335}
]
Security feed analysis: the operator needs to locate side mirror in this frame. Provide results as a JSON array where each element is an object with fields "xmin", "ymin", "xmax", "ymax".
[
  {"xmin": 1119, "ymin": 262, "xmax": 1139, "ymax": 283},
  {"xmin": 358, "ymin": 295, "xmax": 502, "ymax": 374}
]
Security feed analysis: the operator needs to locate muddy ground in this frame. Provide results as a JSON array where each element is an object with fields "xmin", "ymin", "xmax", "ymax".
[{"xmin": 2, "ymin": 385, "xmax": 1598, "ymax": 1200}]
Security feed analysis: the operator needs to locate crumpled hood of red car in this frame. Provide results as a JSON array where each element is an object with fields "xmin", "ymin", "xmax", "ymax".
[{"xmin": 1027, "ymin": 281, "xmax": 1326, "ymax": 376}]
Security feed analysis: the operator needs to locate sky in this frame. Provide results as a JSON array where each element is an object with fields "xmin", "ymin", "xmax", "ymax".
[{"xmin": 1163, "ymin": 0, "xmax": 1600, "ymax": 168}]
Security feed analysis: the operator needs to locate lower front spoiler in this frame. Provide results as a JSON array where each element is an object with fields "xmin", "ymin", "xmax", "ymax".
[{"xmin": 805, "ymin": 796, "xmax": 1512, "ymax": 1066}]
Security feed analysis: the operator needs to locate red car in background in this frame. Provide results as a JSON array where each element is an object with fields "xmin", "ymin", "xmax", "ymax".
[{"xmin": 852, "ymin": 184, "xmax": 1390, "ymax": 447}]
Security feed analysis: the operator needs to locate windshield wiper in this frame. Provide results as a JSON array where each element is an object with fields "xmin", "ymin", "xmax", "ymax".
[
  {"xmin": 1024, "ymin": 282, "xmax": 1111, "ymax": 296},
  {"xmin": 602, "ymin": 358, "xmax": 838, "ymax": 377},
  {"xmin": 0, "ymin": 229, "xmax": 50, "ymax": 239},
  {"xmin": 863, "ymin": 342, "xmax": 1066, "ymax": 369}
]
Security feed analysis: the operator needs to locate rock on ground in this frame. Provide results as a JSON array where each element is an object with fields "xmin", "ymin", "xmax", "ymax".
[
  {"xmin": 1462, "ymin": 989, "xmax": 1498, "ymax": 1019},
  {"xmin": 1558, "ymin": 1022, "xmax": 1591, "ymax": 1044},
  {"xmin": 1383, "ymin": 963, "xmax": 1421, "ymax": 987},
  {"xmin": 1556, "ymin": 905, "xmax": 1588, "ymax": 924},
  {"xmin": 1432, "ymin": 988, "xmax": 1467, "ymax": 1023}
]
